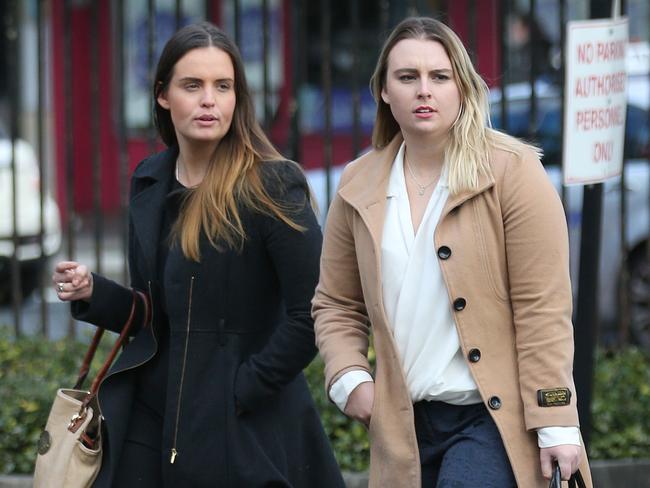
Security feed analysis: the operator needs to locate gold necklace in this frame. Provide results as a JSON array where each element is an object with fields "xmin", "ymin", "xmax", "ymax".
[{"xmin": 405, "ymin": 153, "xmax": 439, "ymax": 196}]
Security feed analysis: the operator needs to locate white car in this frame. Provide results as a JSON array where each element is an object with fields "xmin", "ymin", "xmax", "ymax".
[{"xmin": 0, "ymin": 136, "xmax": 61, "ymax": 301}]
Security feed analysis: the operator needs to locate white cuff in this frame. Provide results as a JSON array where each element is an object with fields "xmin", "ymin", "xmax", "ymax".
[
  {"xmin": 329, "ymin": 370, "xmax": 374, "ymax": 412},
  {"xmin": 537, "ymin": 426, "xmax": 582, "ymax": 448}
]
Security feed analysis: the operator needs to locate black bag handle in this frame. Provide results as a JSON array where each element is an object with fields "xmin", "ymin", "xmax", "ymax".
[{"xmin": 548, "ymin": 461, "xmax": 586, "ymax": 488}]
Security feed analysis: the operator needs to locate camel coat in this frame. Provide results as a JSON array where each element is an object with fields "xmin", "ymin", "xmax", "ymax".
[{"xmin": 312, "ymin": 135, "xmax": 592, "ymax": 487}]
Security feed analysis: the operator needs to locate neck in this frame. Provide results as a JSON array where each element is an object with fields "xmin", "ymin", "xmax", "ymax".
[
  {"xmin": 176, "ymin": 140, "xmax": 217, "ymax": 186},
  {"xmin": 402, "ymin": 132, "xmax": 446, "ymax": 175}
]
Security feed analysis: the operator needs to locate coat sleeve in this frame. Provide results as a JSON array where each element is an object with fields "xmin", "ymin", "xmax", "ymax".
[
  {"xmin": 312, "ymin": 164, "xmax": 372, "ymax": 393},
  {"xmin": 500, "ymin": 148, "xmax": 579, "ymax": 430},
  {"xmin": 70, "ymin": 170, "xmax": 148, "ymax": 335},
  {"xmin": 233, "ymin": 163, "xmax": 323, "ymax": 411}
]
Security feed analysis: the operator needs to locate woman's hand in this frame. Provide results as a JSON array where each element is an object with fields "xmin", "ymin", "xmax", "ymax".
[
  {"xmin": 540, "ymin": 444, "xmax": 582, "ymax": 480},
  {"xmin": 344, "ymin": 381, "xmax": 375, "ymax": 427},
  {"xmin": 52, "ymin": 261, "xmax": 93, "ymax": 302}
]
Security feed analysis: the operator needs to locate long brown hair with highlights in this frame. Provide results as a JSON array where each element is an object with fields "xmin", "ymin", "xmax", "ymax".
[{"xmin": 154, "ymin": 22, "xmax": 305, "ymax": 260}]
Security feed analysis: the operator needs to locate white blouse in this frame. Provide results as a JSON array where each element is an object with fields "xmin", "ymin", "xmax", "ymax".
[{"xmin": 379, "ymin": 142, "xmax": 481, "ymax": 404}]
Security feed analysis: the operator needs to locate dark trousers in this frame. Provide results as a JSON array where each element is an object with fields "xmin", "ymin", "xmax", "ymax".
[{"xmin": 413, "ymin": 400, "xmax": 517, "ymax": 488}]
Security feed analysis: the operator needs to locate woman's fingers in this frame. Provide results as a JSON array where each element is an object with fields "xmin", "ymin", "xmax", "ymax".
[{"xmin": 52, "ymin": 261, "xmax": 93, "ymax": 302}]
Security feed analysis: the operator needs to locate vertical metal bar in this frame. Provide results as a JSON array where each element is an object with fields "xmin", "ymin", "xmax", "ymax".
[
  {"xmin": 617, "ymin": 0, "xmax": 630, "ymax": 346},
  {"xmin": 321, "ymin": 0, "xmax": 332, "ymax": 210},
  {"xmin": 37, "ymin": 0, "xmax": 48, "ymax": 335},
  {"xmin": 618, "ymin": 158, "xmax": 629, "ymax": 344},
  {"xmin": 646, "ymin": 4, "xmax": 650, "ymax": 274},
  {"xmin": 350, "ymin": 0, "xmax": 361, "ymax": 159},
  {"xmin": 380, "ymin": 0, "xmax": 390, "ymax": 34},
  {"xmin": 262, "ymin": 0, "xmax": 271, "ymax": 130},
  {"xmin": 645, "ymin": 0, "xmax": 650, "ymax": 348},
  {"xmin": 148, "ymin": 0, "xmax": 157, "ymax": 153},
  {"xmin": 91, "ymin": 0, "xmax": 103, "ymax": 277},
  {"xmin": 439, "ymin": 0, "xmax": 449, "ymax": 23},
  {"xmin": 528, "ymin": 0, "xmax": 538, "ymax": 139},
  {"xmin": 233, "ymin": 0, "xmax": 241, "ymax": 48},
  {"xmin": 406, "ymin": 0, "xmax": 417, "ymax": 16},
  {"xmin": 175, "ymin": 0, "xmax": 183, "ymax": 30},
  {"xmin": 6, "ymin": 0, "xmax": 22, "ymax": 336},
  {"xmin": 573, "ymin": 0, "xmax": 608, "ymax": 452},
  {"xmin": 206, "ymin": 0, "xmax": 214, "ymax": 23},
  {"xmin": 63, "ymin": 0, "xmax": 76, "ymax": 338},
  {"xmin": 559, "ymin": 0, "xmax": 567, "ymax": 210},
  {"xmin": 468, "ymin": 0, "xmax": 477, "ymax": 64},
  {"xmin": 116, "ymin": 0, "xmax": 129, "ymax": 285},
  {"xmin": 499, "ymin": 0, "xmax": 510, "ymax": 133},
  {"xmin": 288, "ymin": 0, "xmax": 304, "ymax": 163}
]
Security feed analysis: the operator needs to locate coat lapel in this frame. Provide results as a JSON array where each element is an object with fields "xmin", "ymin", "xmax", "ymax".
[
  {"xmin": 338, "ymin": 136, "xmax": 402, "ymax": 253},
  {"xmin": 129, "ymin": 147, "xmax": 177, "ymax": 280},
  {"xmin": 439, "ymin": 167, "xmax": 495, "ymax": 220}
]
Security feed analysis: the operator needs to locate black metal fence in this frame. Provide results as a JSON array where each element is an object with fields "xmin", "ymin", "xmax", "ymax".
[{"xmin": 1, "ymin": 0, "xmax": 649, "ymax": 350}]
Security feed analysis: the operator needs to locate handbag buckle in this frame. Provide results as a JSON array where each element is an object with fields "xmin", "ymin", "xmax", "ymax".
[{"xmin": 68, "ymin": 409, "xmax": 87, "ymax": 433}]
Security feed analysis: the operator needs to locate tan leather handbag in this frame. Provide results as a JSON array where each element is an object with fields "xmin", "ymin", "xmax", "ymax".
[{"xmin": 33, "ymin": 290, "xmax": 148, "ymax": 488}]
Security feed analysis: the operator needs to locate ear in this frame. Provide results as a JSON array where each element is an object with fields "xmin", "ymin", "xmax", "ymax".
[
  {"xmin": 381, "ymin": 87, "xmax": 390, "ymax": 105},
  {"xmin": 156, "ymin": 84, "xmax": 170, "ymax": 110}
]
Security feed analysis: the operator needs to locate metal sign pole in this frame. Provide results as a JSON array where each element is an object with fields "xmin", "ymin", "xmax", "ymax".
[{"xmin": 573, "ymin": 0, "xmax": 624, "ymax": 450}]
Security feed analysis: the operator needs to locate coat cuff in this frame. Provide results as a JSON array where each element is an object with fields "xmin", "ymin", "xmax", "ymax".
[
  {"xmin": 537, "ymin": 426, "xmax": 581, "ymax": 448},
  {"xmin": 329, "ymin": 370, "xmax": 374, "ymax": 412},
  {"xmin": 71, "ymin": 273, "xmax": 137, "ymax": 333}
]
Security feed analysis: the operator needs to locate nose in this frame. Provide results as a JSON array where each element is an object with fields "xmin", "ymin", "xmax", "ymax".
[
  {"xmin": 417, "ymin": 79, "xmax": 432, "ymax": 99},
  {"xmin": 200, "ymin": 87, "xmax": 216, "ymax": 107}
]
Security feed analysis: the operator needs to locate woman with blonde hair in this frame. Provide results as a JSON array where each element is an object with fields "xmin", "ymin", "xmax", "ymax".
[
  {"xmin": 313, "ymin": 16, "xmax": 591, "ymax": 487},
  {"xmin": 53, "ymin": 21, "xmax": 344, "ymax": 487}
]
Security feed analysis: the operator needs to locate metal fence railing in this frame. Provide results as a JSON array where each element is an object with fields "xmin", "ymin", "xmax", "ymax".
[{"xmin": 1, "ymin": 0, "xmax": 649, "ymax": 350}]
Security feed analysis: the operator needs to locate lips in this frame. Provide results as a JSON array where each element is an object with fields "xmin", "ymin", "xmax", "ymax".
[
  {"xmin": 196, "ymin": 114, "xmax": 217, "ymax": 121},
  {"xmin": 414, "ymin": 106, "xmax": 435, "ymax": 113}
]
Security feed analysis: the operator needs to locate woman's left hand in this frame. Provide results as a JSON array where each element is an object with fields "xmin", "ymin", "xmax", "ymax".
[{"xmin": 539, "ymin": 444, "xmax": 582, "ymax": 480}]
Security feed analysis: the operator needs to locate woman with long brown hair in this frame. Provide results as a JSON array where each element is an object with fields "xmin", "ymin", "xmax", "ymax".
[
  {"xmin": 313, "ymin": 17, "xmax": 591, "ymax": 487},
  {"xmin": 53, "ymin": 22, "xmax": 344, "ymax": 487}
]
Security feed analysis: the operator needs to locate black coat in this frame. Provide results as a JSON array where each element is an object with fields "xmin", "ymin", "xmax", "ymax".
[{"xmin": 72, "ymin": 148, "xmax": 344, "ymax": 487}]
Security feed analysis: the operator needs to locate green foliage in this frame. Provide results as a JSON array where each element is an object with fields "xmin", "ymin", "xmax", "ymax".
[
  {"xmin": 0, "ymin": 329, "xmax": 110, "ymax": 475},
  {"xmin": 1, "ymin": 330, "xmax": 648, "ymax": 475},
  {"xmin": 304, "ymin": 356, "xmax": 371, "ymax": 472},
  {"xmin": 590, "ymin": 347, "xmax": 650, "ymax": 459}
]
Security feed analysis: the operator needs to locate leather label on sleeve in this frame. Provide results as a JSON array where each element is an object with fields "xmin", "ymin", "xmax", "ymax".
[{"xmin": 537, "ymin": 388, "xmax": 572, "ymax": 407}]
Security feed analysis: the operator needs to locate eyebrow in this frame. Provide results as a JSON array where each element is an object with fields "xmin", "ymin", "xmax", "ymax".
[
  {"xmin": 176, "ymin": 77, "xmax": 235, "ymax": 83},
  {"xmin": 392, "ymin": 68, "xmax": 453, "ymax": 75}
]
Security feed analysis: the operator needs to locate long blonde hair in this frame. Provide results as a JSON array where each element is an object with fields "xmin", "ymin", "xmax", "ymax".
[
  {"xmin": 154, "ymin": 22, "xmax": 305, "ymax": 260},
  {"xmin": 370, "ymin": 17, "xmax": 538, "ymax": 195}
]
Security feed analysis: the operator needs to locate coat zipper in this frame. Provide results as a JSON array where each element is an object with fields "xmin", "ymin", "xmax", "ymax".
[
  {"xmin": 96, "ymin": 281, "xmax": 158, "ymax": 418},
  {"xmin": 170, "ymin": 275, "xmax": 194, "ymax": 464}
]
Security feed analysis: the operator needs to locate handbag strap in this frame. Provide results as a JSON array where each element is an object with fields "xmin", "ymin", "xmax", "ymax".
[
  {"xmin": 550, "ymin": 462, "xmax": 587, "ymax": 488},
  {"xmin": 73, "ymin": 327, "xmax": 105, "ymax": 389},
  {"xmin": 569, "ymin": 468, "xmax": 586, "ymax": 488},
  {"xmin": 88, "ymin": 290, "xmax": 149, "ymax": 396},
  {"xmin": 68, "ymin": 289, "xmax": 150, "ymax": 433},
  {"xmin": 73, "ymin": 289, "xmax": 150, "ymax": 394}
]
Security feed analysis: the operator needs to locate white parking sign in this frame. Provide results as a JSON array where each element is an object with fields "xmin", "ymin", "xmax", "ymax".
[{"xmin": 563, "ymin": 17, "xmax": 629, "ymax": 185}]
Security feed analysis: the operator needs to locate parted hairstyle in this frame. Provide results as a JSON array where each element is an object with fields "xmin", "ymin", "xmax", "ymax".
[
  {"xmin": 370, "ymin": 17, "xmax": 536, "ymax": 195},
  {"xmin": 153, "ymin": 22, "xmax": 305, "ymax": 260}
]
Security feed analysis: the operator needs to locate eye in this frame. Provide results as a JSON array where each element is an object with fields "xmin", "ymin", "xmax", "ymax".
[
  {"xmin": 433, "ymin": 73, "xmax": 451, "ymax": 81},
  {"xmin": 217, "ymin": 81, "xmax": 232, "ymax": 92},
  {"xmin": 184, "ymin": 82, "xmax": 200, "ymax": 91},
  {"xmin": 399, "ymin": 74, "xmax": 416, "ymax": 82}
]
